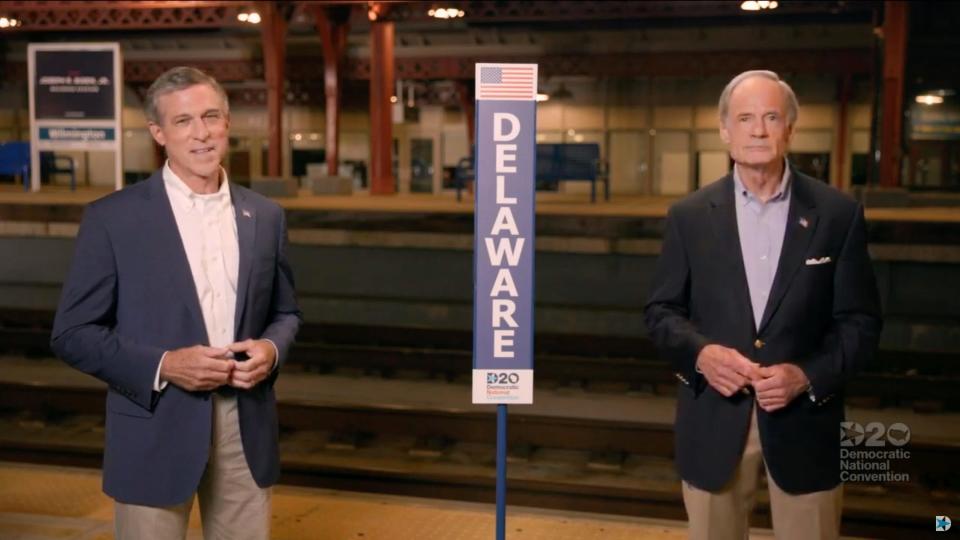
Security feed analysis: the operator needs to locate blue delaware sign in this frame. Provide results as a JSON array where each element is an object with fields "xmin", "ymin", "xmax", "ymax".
[{"xmin": 472, "ymin": 63, "xmax": 537, "ymax": 405}]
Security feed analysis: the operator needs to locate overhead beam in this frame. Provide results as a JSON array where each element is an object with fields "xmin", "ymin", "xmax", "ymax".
[
  {"xmin": 352, "ymin": 1, "xmax": 877, "ymax": 24},
  {"xmin": 0, "ymin": 1, "xmax": 255, "ymax": 30},
  {"xmin": 3, "ymin": 49, "xmax": 873, "ymax": 85},
  {"xmin": 0, "ymin": 0, "xmax": 876, "ymax": 32},
  {"xmin": 339, "ymin": 49, "xmax": 874, "ymax": 80}
]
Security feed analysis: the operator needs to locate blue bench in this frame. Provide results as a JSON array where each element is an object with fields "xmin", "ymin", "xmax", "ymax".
[
  {"xmin": 536, "ymin": 143, "xmax": 609, "ymax": 202},
  {"xmin": 0, "ymin": 142, "xmax": 30, "ymax": 191},
  {"xmin": 0, "ymin": 142, "xmax": 78, "ymax": 191},
  {"xmin": 455, "ymin": 143, "xmax": 609, "ymax": 203}
]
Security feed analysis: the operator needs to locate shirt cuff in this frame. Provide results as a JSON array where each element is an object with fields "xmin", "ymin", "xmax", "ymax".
[
  {"xmin": 264, "ymin": 338, "xmax": 280, "ymax": 371},
  {"xmin": 154, "ymin": 351, "xmax": 169, "ymax": 392}
]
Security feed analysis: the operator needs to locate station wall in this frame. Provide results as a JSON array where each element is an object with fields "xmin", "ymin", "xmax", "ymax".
[{"xmin": 0, "ymin": 73, "xmax": 872, "ymax": 195}]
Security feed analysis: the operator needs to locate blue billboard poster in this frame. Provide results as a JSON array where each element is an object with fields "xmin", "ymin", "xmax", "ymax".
[{"xmin": 472, "ymin": 63, "xmax": 537, "ymax": 405}]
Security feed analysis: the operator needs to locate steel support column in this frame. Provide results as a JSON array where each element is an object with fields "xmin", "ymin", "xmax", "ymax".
[
  {"xmin": 369, "ymin": 10, "xmax": 395, "ymax": 195},
  {"xmin": 879, "ymin": 1, "xmax": 908, "ymax": 188},
  {"xmin": 835, "ymin": 74, "xmax": 852, "ymax": 189},
  {"xmin": 456, "ymin": 81, "xmax": 476, "ymax": 150},
  {"xmin": 314, "ymin": 6, "xmax": 351, "ymax": 177},
  {"xmin": 260, "ymin": 1, "xmax": 287, "ymax": 178}
]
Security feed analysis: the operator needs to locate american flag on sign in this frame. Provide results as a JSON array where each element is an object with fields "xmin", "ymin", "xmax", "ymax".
[{"xmin": 477, "ymin": 65, "xmax": 537, "ymax": 100}]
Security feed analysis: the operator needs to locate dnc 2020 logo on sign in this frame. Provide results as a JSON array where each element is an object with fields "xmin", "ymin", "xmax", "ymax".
[
  {"xmin": 936, "ymin": 515, "xmax": 951, "ymax": 532},
  {"xmin": 487, "ymin": 372, "xmax": 520, "ymax": 385}
]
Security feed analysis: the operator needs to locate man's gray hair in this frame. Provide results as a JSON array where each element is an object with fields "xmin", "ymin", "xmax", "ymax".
[
  {"xmin": 144, "ymin": 66, "xmax": 229, "ymax": 124},
  {"xmin": 718, "ymin": 70, "xmax": 798, "ymax": 127}
]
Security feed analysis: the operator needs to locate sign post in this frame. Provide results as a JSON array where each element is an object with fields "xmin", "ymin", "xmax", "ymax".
[
  {"xmin": 472, "ymin": 63, "xmax": 537, "ymax": 539},
  {"xmin": 27, "ymin": 43, "xmax": 124, "ymax": 192}
]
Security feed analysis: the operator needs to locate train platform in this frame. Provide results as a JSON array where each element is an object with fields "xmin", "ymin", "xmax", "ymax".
[
  {"xmin": 2, "ymin": 184, "xmax": 960, "ymax": 223},
  {"xmin": 2, "ymin": 186, "xmax": 960, "ymax": 269},
  {"xmin": 0, "ymin": 461, "xmax": 796, "ymax": 540}
]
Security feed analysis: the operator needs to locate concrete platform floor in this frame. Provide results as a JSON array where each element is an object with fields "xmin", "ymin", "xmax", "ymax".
[
  {"xmin": 2, "ymin": 184, "xmax": 959, "ymax": 223},
  {"xmin": 0, "ymin": 461, "xmax": 735, "ymax": 540}
]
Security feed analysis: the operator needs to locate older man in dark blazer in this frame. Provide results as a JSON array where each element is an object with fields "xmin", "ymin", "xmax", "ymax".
[
  {"xmin": 51, "ymin": 67, "xmax": 300, "ymax": 539},
  {"xmin": 645, "ymin": 70, "xmax": 881, "ymax": 539}
]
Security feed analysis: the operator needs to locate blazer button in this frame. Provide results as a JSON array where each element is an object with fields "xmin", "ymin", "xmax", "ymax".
[{"xmin": 754, "ymin": 339, "xmax": 765, "ymax": 349}]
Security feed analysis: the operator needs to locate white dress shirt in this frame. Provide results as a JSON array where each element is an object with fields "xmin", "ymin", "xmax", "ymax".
[{"xmin": 154, "ymin": 162, "xmax": 270, "ymax": 391}]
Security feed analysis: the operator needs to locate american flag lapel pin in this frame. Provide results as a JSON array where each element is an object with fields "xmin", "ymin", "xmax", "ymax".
[
  {"xmin": 799, "ymin": 216, "xmax": 809, "ymax": 229},
  {"xmin": 242, "ymin": 209, "xmax": 252, "ymax": 218}
]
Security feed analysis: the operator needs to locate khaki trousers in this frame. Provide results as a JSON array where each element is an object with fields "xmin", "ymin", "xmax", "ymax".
[
  {"xmin": 682, "ymin": 403, "xmax": 843, "ymax": 540},
  {"xmin": 115, "ymin": 393, "xmax": 271, "ymax": 540}
]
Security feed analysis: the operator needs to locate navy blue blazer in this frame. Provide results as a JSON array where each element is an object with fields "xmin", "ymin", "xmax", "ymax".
[
  {"xmin": 645, "ymin": 169, "xmax": 882, "ymax": 494},
  {"xmin": 51, "ymin": 170, "xmax": 301, "ymax": 506}
]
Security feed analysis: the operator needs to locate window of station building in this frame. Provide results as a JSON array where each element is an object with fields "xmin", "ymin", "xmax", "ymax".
[
  {"xmin": 122, "ymin": 129, "xmax": 156, "ymax": 185},
  {"xmin": 289, "ymin": 132, "xmax": 325, "ymax": 180},
  {"xmin": 291, "ymin": 149, "xmax": 327, "ymax": 178},
  {"xmin": 695, "ymin": 150, "xmax": 731, "ymax": 189},
  {"xmin": 393, "ymin": 138, "xmax": 399, "ymax": 191},
  {"xmin": 850, "ymin": 153, "xmax": 870, "ymax": 186},
  {"xmin": 694, "ymin": 131, "xmax": 729, "ymax": 190},
  {"xmin": 227, "ymin": 137, "xmax": 251, "ymax": 186},
  {"xmin": 409, "ymin": 138, "xmax": 434, "ymax": 194},
  {"xmin": 791, "ymin": 153, "xmax": 831, "ymax": 183},
  {"xmin": 907, "ymin": 99, "xmax": 960, "ymax": 190},
  {"xmin": 653, "ymin": 130, "xmax": 692, "ymax": 196},
  {"xmin": 904, "ymin": 140, "xmax": 960, "ymax": 190},
  {"xmin": 609, "ymin": 130, "xmax": 651, "ymax": 195},
  {"xmin": 440, "ymin": 124, "xmax": 469, "ymax": 192}
]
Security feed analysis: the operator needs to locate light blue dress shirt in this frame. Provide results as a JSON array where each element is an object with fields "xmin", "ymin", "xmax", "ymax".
[{"xmin": 733, "ymin": 160, "xmax": 792, "ymax": 331}]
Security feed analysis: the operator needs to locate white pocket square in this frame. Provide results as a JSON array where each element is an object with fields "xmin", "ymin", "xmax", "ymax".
[{"xmin": 805, "ymin": 256, "xmax": 832, "ymax": 266}]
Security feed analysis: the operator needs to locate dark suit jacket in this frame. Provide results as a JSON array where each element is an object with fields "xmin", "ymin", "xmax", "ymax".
[
  {"xmin": 51, "ymin": 170, "xmax": 301, "ymax": 506},
  {"xmin": 644, "ymin": 168, "xmax": 881, "ymax": 494}
]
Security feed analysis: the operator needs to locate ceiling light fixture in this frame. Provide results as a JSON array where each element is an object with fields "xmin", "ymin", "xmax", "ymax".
[
  {"xmin": 237, "ymin": 11, "xmax": 261, "ymax": 24},
  {"xmin": 741, "ymin": 1, "xmax": 779, "ymax": 11},
  {"xmin": 428, "ymin": 7, "xmax": 465, "ymax": 19},
  {"xmin": 535, "ymin": 93, "xmax": 549, "ymax": 102},
  {"xmin": 367, "ymin": 3, "xmax": 382, "ymax": 21},
  {"xmin": 916, "ymin": 95, "xmax": 944, "ymax": 105},
  {"xmin": 0, "ymin": 16, "xmax": 21, "ymax": 28}
]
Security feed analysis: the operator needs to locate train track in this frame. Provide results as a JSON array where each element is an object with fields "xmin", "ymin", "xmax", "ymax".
[
  {"xmin": 0, "ymin": 372, "xmax": 955, "ymax": 539},
  {"xmin": 3, "ymin": 318, "xmax": 959, "ymax": 411}
]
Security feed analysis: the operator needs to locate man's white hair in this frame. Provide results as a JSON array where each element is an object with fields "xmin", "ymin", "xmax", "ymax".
[{"xmin": 718, "ymin": 70, "xmax": 799, "ymax": 127}]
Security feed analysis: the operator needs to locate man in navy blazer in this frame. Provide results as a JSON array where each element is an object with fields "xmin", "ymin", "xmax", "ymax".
[
  {"xmin": 645, "ymin": 71, "xmax": 881, "ymax": 539},
  {"xmin": 51, "ymin": 67, "xmax": 300, "ymax": 539}
]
